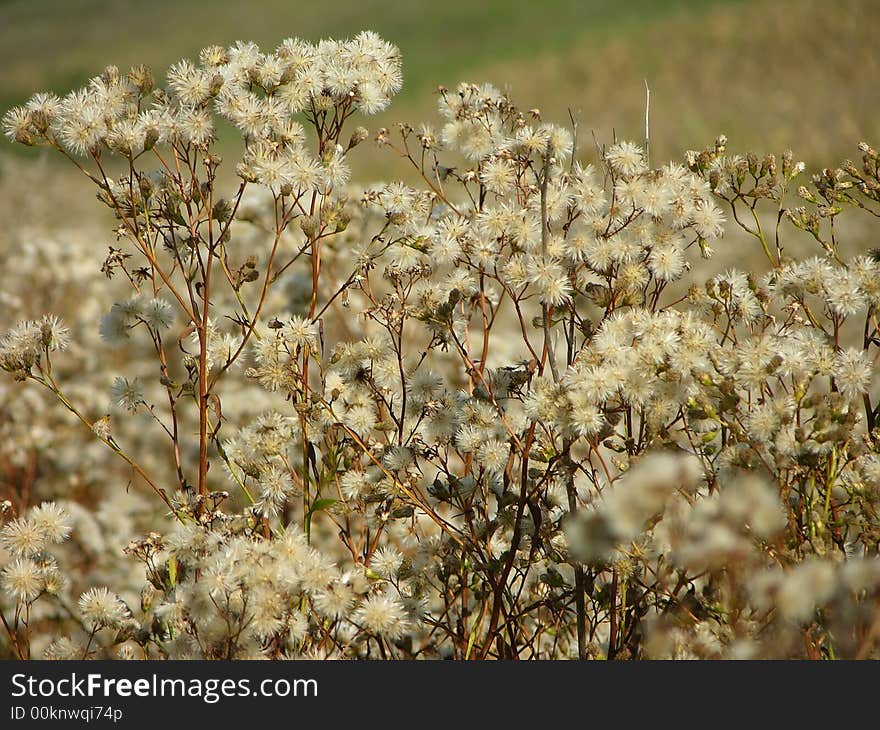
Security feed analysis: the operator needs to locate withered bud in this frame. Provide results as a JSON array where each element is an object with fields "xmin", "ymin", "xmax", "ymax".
[
  {"xmin": 139, "ymin": 175, "xmax": 154, "ymax": 199},
  {"xmin": 209, "ymin": 74, "xmax": 224, "ymax": 96},
  {"xmin": 797, "ymin": 185, "xmax": 816, "ymax": 203},
  {"xmin": 40, "ymin": 322, "xmax": 54, "ymax": 348},
  {"xmin": 236, "ymin": 161, "xmax": 258, "ymax": 183},
  {"xmin": 347, "ymin": 126, "xmax": 369, "ymax": 151},
  {"xmin": 709, "ymin": 168, "xmax": 721, "ymax": 191},
  {"xmin": 859, "ymin": 141, "xmax": 877, "ymax": 159},
  {"xmin": 212, "ymin": 198, "xmax": 232, "ymax": 223},
  {"xmin": 747, "ymin": 152, "xmax": 759, "ymax": 176},
  {"xmin": 30, "ymin": 109, "xmax": 49, "ymax": 135},
  {"xmin": 782, "ymin": 149, "xmax": 793, "ymax": 176},
  {"xmin": 300, "ymin": 214, "xmax": 320, "ymax": 238},
  {"xmin": 102, "ymin": 65, "xmax": 121, "ymax": 84},
  {"xmin": 128, "ymin": 64, "xmax": 154, "ymax": 95},
  {"xmin": 200, "ymin": 45, "xmax": 228, "ymax": 66},
  {"xmin": 14, "ymin": 129, "xmax": 35, "ymax": 146},
  {"xmin": 143, "ymin": 126, "xmax": 159, "ymax": 151}
]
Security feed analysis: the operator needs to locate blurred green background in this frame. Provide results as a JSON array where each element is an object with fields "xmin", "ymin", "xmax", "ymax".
[{"xmin": 1, "ymin": 0, "xmax": 878, "ymax": 174}]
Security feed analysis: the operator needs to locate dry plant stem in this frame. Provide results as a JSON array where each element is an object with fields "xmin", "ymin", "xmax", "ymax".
[
  {"xmin": 564, "ymin": 438, "xmax": 588, "ymax": 660},
  {"xmin": 196, "ymin": 233, "xmax": 220, "ymax": 501},
  {"xmin": 196, "ymin": 157, "xmax": 218, "ymax": 503},
  {"xmin": 303, "ymin": 197, "xmax": 322, "ymax": 542},
  {"xmin": 539, "ymin": 148, "xmax": 586, "ymax": 658},
  {"xmin": 539, "ymin": 154, "xmax": 560, "ymax": 382},
  {"xmin": 479, "ymin": 423, "xmax": 537, "ymax": 659},
  {"xmin": 35, "ymin": 370, "xmax": 178, "ymax": 516},
  {"xmin": 210, "ymin": 199, "xmax": 289, "ymax": 386},
  {"xmin": 301, "ymin": 347, "xmax": 312, "ymax": 543},
  {"xmin": 608, "ymin": 568, "xmax": 619, "ymax": 658},
  {"xmin": 321, "ymin": 398, "xmax": 466, "ymax": 547},
  {"xmin": 79, "ymin": 149, "xmax": 210, "ymax": 500},
  {"xmin": 152, "ymin": 333, "xmax": 186, "ymax": 490},
  {"xmin": 0, "ymin": 607, "xmax": 24, "ymax": 659},
  {"xmin": 88, "ymin": 151, "xmax": 198, "ymax": 324},
  {"xmin": 141, "ymin": 190, "xmax": 186, "ymax": 489}
]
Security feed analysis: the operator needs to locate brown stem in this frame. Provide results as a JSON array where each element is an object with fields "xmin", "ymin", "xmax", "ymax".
[
  {"xmin": 479, "ymin": 424, "xmax": 536, "ymax": 659},
  {"xmin": 608, "ymin": 568, "xmax": 619, "ymax": 659}
]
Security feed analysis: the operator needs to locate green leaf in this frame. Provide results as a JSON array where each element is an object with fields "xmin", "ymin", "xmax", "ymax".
[{"xmin": 308, "ymin": 498, "xmax": 337, "ymax": 515}]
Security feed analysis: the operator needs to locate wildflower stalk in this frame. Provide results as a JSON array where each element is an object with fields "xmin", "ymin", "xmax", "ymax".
[
  {"xmin": 541, "ymin": 142, "xmax": 585, "ymax": 657},
  {"xmin": 563, "ymin": 439, "xmax": 588, "ymax": 660},
  {"xmin": 0, "ymin": 606, "xmax": 24, "ymax": 659},
  {"xmin": 608, "ymin": 568, "xmax": 619, "ymax": 658},
  {"xmin": 197, "ymin": 265, "xmax": 211, "ymax": 503},
  {"xmin": 479, "ymin": 423, "xmax": 537, "ymax": 659},
  {"xmin": 322, "ymin": 399, "xmax": 466, "ymax": 547},
  {"xmin": 749, "ymin": 205, "xmax": 778, "ymax": 269},
  {"xmin": 88, "ymin": 150, "xmax": 197, "ymax": 323},
  {"xmin": 539, "ymin": 151, "xmax": 560, "ymax": 382},
  {"xmin": 301, "ymin": 352, "xmax": 312, "ymax": 544},
  {"xmin": 33, "ymin": 371, "xmax": 177, "ymax": 516},
  {"xmin": 823, "ymin": 446, "xmax": 838, "ymax": 524},
  {"xmin": 81, "ymin": 626, "xmax": 98, "ymax": 660}
]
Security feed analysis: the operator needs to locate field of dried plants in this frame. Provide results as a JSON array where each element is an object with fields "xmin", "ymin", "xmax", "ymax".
[{"xmin": 1, "ymin": 3, "xmax": 880, "ymax": 660}]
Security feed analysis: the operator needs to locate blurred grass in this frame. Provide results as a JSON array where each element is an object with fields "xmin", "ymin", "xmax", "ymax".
[
  {"xmin": 1, "ymin": 0, "xmax": 877, "ymax": 178},
  {"xmin": 0, "ymin": 0, "xmax": 735, "ymax": 111},
  {"xmin": 467, "ymin": 0, "xmax": 880, "ymax": 167}
]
